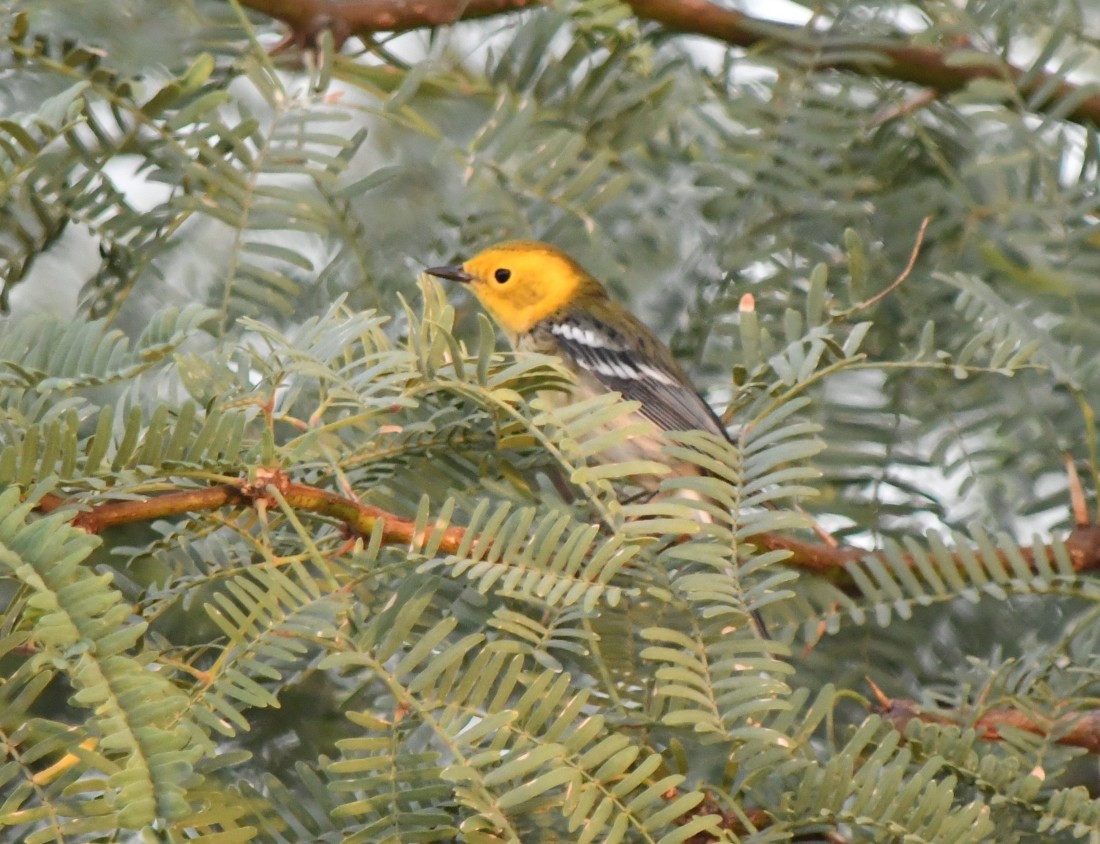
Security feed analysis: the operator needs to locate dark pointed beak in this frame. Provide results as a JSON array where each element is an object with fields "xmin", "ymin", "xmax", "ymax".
[{"xmin": 425, "ymin": 264, "xmax": 473, "ymax": 283}]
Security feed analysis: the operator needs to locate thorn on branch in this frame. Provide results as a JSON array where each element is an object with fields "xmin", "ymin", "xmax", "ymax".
[
  {"xmin": 270, "ymin": 12, "xmax": 352, "ymax": 55},
  {"xmin": 1065, "ymin": 452, "xmax": 1089, "ymax": 528}
]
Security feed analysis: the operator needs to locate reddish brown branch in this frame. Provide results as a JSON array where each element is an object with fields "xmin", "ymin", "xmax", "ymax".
[
  {"xmin": 39, "ymin": 474, "xmax": 466, "ymax": 552},
  {"xmin": 78, "ymin": 485, "xmax": 249, "ymax": 532},
  {"xmin": 36, "ymin": 478, "xmax": 1100, "ymax": 587},
  {"xmin": 872, "ymin": 681, "xmax": 1100, "ymax": 754},
  {"xmin": 760, "ymin": 522, "xmax": 1100, "ymax": 590},
  {"xmin": 240, "ymin": 0, "xmax": 1100, "ymax": 127},
  {"xmin": 620, "ymin": 1, "xmax": 1100, "ymax": 128},
  {"xmin": 251, "ymin": 0, "xmax": 542, "ymax": 49}
]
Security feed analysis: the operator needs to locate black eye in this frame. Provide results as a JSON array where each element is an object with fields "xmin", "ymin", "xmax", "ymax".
[{"xmin": 494, "ymin": 268, "xmax": 511, "ymax": 284}]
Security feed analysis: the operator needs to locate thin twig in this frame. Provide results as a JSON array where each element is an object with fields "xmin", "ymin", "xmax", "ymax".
[
  {"xmin": 870, "ymin": 88, "xmax": 940, "ymax": 127},
  {"xmin": 852, "ymin": 215, "xmax": 931, "ymax": 312}
]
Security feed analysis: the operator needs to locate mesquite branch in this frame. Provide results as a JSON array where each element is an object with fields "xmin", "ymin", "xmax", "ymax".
[
  {"xmin": 36, "ymin": 472, "xmax": 1100, "ymax": 581},
  {"xmin": 240, "ymin": 0, "xmax": 1100, "ymax": 128},
  {"xmin": 870, "ymin": 679, "xmax": 1100, "ymax": 755}
]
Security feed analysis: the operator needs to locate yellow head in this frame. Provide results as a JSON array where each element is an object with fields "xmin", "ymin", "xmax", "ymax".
[{"xmin": 426, "ymin": 240, "xmax": 608, "ymax": 337}]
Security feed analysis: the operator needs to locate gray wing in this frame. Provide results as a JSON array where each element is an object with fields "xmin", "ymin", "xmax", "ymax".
[{"xmin": 546, "ymin": 316, "xmax": 729, "ymax": 439}]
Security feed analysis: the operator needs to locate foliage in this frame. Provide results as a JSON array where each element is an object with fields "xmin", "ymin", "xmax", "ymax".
[{"xmin": 3, "ymin": 0, "xmax": 1100, "ymax": 841}]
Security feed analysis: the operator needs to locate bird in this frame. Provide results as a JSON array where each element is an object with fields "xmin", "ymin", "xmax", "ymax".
[{"xmin": 426, "ymin": 240, "xmax": 769, "ymax": 638}]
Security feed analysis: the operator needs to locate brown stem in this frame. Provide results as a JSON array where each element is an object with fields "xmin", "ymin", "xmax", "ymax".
[
  {"xmin": 249, "ymin": 0, "xmax": 543, "ymax": 48},
  {"xmin": 761, "ymin": 522, "xmax": 1100, "ymax": 593},
  {"xmin": 37, "ymin": 479, "xmax": 1100, "ymax": 587},
  {"xmin": 239, "ymin": 0, "xmax": 1100, "ymax": 127},
  {"xmin": 75, "ymin": 485, "xmax": 249, "ymax": 532},
  {"xmin": 873, "ymin": 681, "xmax": 1100, "ymax": 754},
  {"xmin": 41, "ymin": 474, "xmax": 467, "ymax": 551}
]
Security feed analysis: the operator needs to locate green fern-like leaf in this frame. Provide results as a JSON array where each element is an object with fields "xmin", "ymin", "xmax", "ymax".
[{"xmin": 0, "ymin": 487, "xmax": 201, "ymax": 829}]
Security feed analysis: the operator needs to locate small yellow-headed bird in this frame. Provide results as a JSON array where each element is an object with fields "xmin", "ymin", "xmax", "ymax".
[
  {"xmin": 428, "ymin": 241, "xmax": 769, "ymax": 637},
  {"xmin": 426, "ymin": 240, "xmax": 733, "ymax": 491}
]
